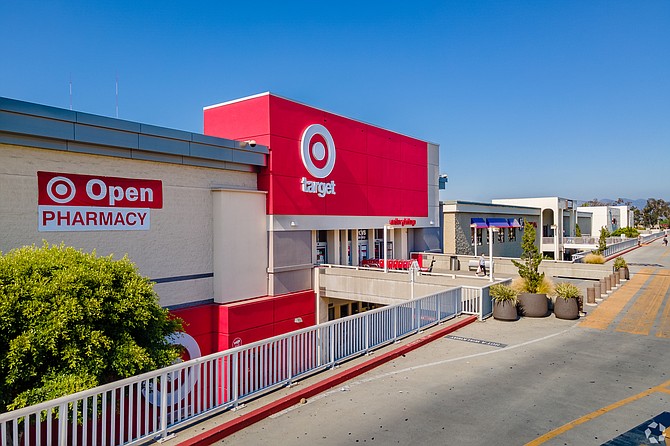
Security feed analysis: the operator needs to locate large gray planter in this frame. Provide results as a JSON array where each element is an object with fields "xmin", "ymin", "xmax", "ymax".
[
  {"xmin": 554, "ymin": 297, "xmax": 580, "ymax": 320},
  {"xmin": 618, "ymin": 267, "xmax": 630, "ymax": 280},
  {"xmin": 493, "ymin": 300, "xmax": 518, "ymax": 321},
  {"xmin": 518, "ymin": 293, "xmax": 549, "ymax": 317}
]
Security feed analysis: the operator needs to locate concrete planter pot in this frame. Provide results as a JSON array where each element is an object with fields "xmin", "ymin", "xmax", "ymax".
[
  {"xmin": 554, "ymin": 297, "xmax": 580, "ymax": 320},
  {"xmin": 618, "ymin": 267, "xmax": 630, "ymax": 280},
  {"xmin": 518, "ymin": 293, "xmax": 549, "ymax": 317},
  {"xmin": 493, "ymin": 300, "xmax": 519, "ymax": 321}
]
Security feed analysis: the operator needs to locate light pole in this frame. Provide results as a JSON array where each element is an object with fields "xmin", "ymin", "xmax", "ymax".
[
  {"xmin": 471, "ymin": 223, "xmax": 478, "ymax": 257},
  {"xmin": 551, "ymin": 224, "xmax": 558, "ymax": 260},
  {"xmin": 409, "ymin": 260, "xmax": 419, "ymax": 300},
  {"xmin": 488, "ymin": 226, "xmax": 499, "ymax": 282}
]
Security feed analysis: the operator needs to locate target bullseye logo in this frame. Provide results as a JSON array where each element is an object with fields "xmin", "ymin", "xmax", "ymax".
[
  {"xmin": 300, "ymin": 124, "xmax": 337, "ymax": 198},
  {"xmin": 46, "ymin": 176, "xmax": 76, "ymax": 204},
  {"xmin": 301, "ymin": 124, "xmax": 336, "ymax": 179}
]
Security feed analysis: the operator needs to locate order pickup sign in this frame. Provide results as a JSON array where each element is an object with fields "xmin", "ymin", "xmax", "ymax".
[{"xmin": 37, "ymin": 171, "xmax": 163, "ymax": 232}]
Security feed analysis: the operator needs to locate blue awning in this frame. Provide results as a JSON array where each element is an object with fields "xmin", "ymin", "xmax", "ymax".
[
  {"xmin": 508, "ymin": 218, "xmax": 522, "ymax": 228},
  {"xmin": 470, "ymin": 218, "xmax": 488, "ymax": 228},
  {"xmin": 486, "ymin": 218, "xmax": 511, "ymax": 228}
]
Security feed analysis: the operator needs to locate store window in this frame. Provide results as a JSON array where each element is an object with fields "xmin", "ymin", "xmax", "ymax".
[
  {"xmin": 472, "ymin": 228, "xmax": 483, "ymax": 246},
  {"xmin": 508, "ymin": 228, "xmax": 516, "ymax": 241},
  {"xmin": 497, "ymin": 230, "xmax": 505, "ymax": 243}
]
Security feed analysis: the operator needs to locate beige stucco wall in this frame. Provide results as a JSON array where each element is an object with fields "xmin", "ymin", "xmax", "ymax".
[
  {"xmin": 443, "ymin": 213, "xmax": 456, "ymax": 253},
  {"xmin": 0, "ymin": 143, "xmax": 257, "ymax": 307},
  {"xmin": 213, "ymin": 189, "xmax": 267, "ymax": 303}
]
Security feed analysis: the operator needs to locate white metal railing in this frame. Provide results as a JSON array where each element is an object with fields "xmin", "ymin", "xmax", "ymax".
[
  {"xmin": 601, "ymin": 238, "xmax": 639, "ymax": 258},
  {"xmin": 571, "ymin": 235, "xmax": 650, "ymax": 262},
  {"xmin": 639, "ymin": 231, "xmax": 666, "ymax": 245},
  {"xmin": 549, "ymin": 236, "xmax": 632, "ymax": 246},
  {"xmin": 0, "ymin": 288, "xmax": 466, "ymax": 446},
  {"xmin": 462, "ymin": 279, "xmax": 512, "ymax": 320}
]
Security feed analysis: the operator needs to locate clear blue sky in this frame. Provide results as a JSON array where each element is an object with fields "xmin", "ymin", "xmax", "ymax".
[{"xmin": 2, "ymin": 1, "xmax": 668, "ymax": 203}]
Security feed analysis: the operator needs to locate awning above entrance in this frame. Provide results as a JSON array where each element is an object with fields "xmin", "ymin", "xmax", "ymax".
[
  {"xmin": 486, "ymin": 218, "xmax": 511, "ymax": 228},
  {"xmin": 470, "ymin": 218, "xmax": 488, "ymax": 228},
  {"xmin": 508, "ymin": 218, "xmax": 522, "ymax": 228}
]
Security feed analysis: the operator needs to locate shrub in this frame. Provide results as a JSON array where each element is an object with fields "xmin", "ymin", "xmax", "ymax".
[
  {"xmin": 613, "ymin": 257, "xmax": 628, "ymax": 270},
  {"xmin": 583, "ymin": 253, "xmax": 605, "ymax": 264},
  {"xmin": 611, "ymin": 227, "xmax": 639, "ymax": 238},
  {"xmin": 511, "ymin": 276, "xmax": 554, "ymax": 295},
  {"xmin": 490, "ymin": 284, "xmax": 519, "ymax": 303},
  {"xmin": 554, "ymin": 282, "xmax": 581, "ymax": 300},
  {"xmin": 0, "ymin": 242, "xmax": 184, "ymax": 413}
]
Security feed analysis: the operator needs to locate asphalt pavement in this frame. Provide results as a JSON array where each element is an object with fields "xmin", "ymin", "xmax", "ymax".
[{"xmin": 171, "ymin": 239, "xmax": 670, "ymax": 446}]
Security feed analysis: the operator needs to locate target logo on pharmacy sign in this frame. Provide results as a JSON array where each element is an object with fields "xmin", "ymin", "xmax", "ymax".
[{"xmin": 37, "ymin": 171, "xmax": 162, "ymax": 232}]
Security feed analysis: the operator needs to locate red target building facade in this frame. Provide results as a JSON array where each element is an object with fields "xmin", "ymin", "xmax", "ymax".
[{"xmin": 0, "ymin": 93, "xmax": 440, "ymax": 359}]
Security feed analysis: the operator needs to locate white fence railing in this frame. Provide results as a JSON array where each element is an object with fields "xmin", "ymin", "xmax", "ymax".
[
  {"xmin": 551, "ymin": 236, "xmax": 632, "ymax": 246},
  {"xmin": 571, "ymin": 232, "xmax": 665, "ymax": 262},
  {"xmin": 0, "ymin": 287, "xmax": 470, "ymax": 446},
  {"xmin": 462, "ymin": 279, "xmax": 511, "ymax": 320}
]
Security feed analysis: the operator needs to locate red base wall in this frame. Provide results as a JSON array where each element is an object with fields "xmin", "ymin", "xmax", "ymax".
[{"xmin": 170, "ymin": 290, "xmax": 316, "ymax": 356}]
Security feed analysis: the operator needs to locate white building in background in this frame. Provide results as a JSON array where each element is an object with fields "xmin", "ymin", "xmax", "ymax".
[
  {"xmin": 491, "ymin": 197, "xmax": 578, "ymax": 260},
  {"xmin": 576, "ymin": 205, "xmax": 634, "ymax": 234},
  {"xmin": 615, "ymin": 206, "xmax": 635, "ymax": 229}
]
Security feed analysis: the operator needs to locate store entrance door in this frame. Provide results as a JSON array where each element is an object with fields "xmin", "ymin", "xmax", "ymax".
[
  {"xmin": 357, "ymin": 229, "xmax": 369, "ymax": 264},
  {"xmin": 374, "ymin": 240, "xmax": 393, "ymax": 259},
  {"xmin": 316, "ymin": 242, "xmax": 327, "ymax": 265},
  {"xmin": 358, "ymin": 242, "xmax": 368, "ymax": 263}
]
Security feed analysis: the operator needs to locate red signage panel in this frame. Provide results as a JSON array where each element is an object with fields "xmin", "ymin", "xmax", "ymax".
[
  {"xmin": 38, "ymin": 171, "xmax": 163, "ymax": 208},
  {"xmin": 204, "ymin": 93, "xmax": 429, "ymax": 217}
]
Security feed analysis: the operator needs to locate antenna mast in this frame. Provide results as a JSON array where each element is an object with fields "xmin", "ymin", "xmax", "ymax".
[{"xmin": 115, "ymin": 75, "xmax": 119, "ymax": 118}]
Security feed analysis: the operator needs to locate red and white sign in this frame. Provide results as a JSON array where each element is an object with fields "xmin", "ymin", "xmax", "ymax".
[
  {"xmin": 300, "ymin": 124, "xmax": 337, "ymax": 198},
  {"xmin": 37, "ymin": 171, "xmax": 162, "ymax": 231},
  {"xmin": 204, "ymin": 94, "xmax": 429, "ymax": 218}
]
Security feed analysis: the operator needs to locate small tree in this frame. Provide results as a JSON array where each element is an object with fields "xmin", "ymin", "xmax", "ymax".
[
  {"xmin": 594, "ymin": 226, "xmax": 609, "ymax": 255},
  {"xmin": 511, "ymin": 221, "xmax": 545, "ymax": 293},
  {"xmin": 575, "ymin": 223, "xmax": 582, "ymax": 237},
  {"xmin": 0, "ymin": 242, "xmax": 183, "ymax": 413}
]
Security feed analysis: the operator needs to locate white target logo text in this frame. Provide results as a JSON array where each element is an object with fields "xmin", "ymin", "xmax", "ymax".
[{"xmin": 300, "ymin": 124, "xmax": 336, "ymax": 198}]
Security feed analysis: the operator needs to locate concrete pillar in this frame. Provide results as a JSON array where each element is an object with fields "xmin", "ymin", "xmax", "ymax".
[
  {"xmin": 340, "ymin": 230, "xmax": 349, "ymax": 265},
  {"xmin": 367, "ymin": 228, "xmax": 375, "ymax": 259},
  {"xmin": 328, "ymin": 230, "xmax": 340, "ymax": 264},
  {"xmin": 594, "ymin": 283, "xmax": 602, "ymax": 301},
  {"xmin": 311, "ymin": 230, "xmax": 318, "ymax": 264},
  {"xmin": 399, "ymin": 227, "xmax": 408, "ymax": 259},
  {"xmin": 351, "ymin": 229, "xmax": 360, "ymax": 266},
  {"xmin": 599, "ymin": 278, "xmax": 607, "ymax": 297},
  {"xmin": 586, "ymin": 287, "xmax": 596, "ymax": 304},
  {"xmin": 314, "ymin": 266, "xmax": 328, "ymax": 324},
  {"xmin": 605, "ymin": 275, "xmax": 611, "ymax": 293},
  {"xmin": 388, "ymin": 227, "xmax": 395, "ymax": 258},
  {"xmin": 614, "ymin": 271, "xmax": 620, "ymax": 286}
]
